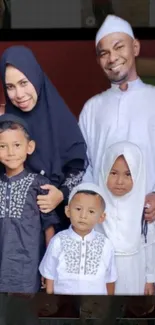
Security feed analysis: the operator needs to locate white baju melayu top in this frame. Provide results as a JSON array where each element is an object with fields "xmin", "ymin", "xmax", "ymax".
[
  {"xmin": 79, "ymin": 78, "xmax": 155, "ymax": 194},
  {"xmin": 39, "ymin": 226, "xmax": 117, "ymax": 295},
  {"xmin": 96, "ymin": 141, "xmax": 155, "ymax": 295}
]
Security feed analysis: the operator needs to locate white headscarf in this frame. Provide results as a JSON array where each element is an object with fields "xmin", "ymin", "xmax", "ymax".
[
  {"xmin": 95, "ymin": 15, "xmax": 135, "ymax": 46},
  {"xmin": 97, "ymin": 141, "xmax": 146, "ymax": 255}
]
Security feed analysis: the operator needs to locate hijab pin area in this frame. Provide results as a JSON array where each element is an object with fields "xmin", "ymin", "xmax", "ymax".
[{"xmin": 40, "ymin": 170, "xmax": 45, "ymax": 176}]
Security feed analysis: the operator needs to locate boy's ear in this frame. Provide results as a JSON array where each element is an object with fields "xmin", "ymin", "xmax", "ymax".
[
  {"xmin": 65, "ymin": 205, "xmax": 71, "ymax": 219},
  {"xmin": 98, "ymin": 212, "xmax": 106, "ymax": 224},
  {"xmin": 27, "ymin": 140, "xmax": 35, "ymax": 155}
]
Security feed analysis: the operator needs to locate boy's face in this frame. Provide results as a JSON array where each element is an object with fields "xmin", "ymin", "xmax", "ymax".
[
  {"xmin": 0, "ymin": 128, "xmax": 35, "ymax": 176},
  {"xmin": 107, "ymin": 155, "xmax": 133, "ymax": 196},
  {"xmin": 65, "ymin": 192, "xmax": 105, "ymax": 236}
]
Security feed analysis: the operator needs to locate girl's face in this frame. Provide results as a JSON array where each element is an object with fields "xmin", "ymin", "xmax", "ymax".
[
  {"xmin": 107, "ymin": 155, "xmax": 133, "ymax": 196},
  {"xmin": 5, "ymin": 65, "xmax": 38, "ymax": 112}
]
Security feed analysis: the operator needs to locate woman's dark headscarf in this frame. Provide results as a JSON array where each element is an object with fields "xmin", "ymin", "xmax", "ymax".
[{"xmin": 0, "ymin": 45, "xmax": 87, "ymax": 186}]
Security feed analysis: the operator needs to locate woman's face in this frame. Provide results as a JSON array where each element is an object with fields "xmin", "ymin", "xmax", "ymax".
[{"xmin": 5, "ymin": 65, "xmax": 38, "ymax": 112}]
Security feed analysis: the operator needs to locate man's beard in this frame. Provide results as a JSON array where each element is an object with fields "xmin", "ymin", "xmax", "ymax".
[
  {"xmin": 108, "ymin": 72, "xmax": 128, "ymax": 85},
  {"xmin": 104, "ymin": 63, "xmax": 129, "ymax": 85}
]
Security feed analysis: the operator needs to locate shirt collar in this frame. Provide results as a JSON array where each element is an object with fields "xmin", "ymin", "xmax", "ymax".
[
  {"xmin": 68, "ymin": 225, "xmax": 96, "ymax": 241},
  {"xmin": 2, "ymin": 169, "xmax": 29, "ymax": 182},
  {"xmin": 111, "ymin": 77, "xmax": 144, "ymax": 92}
]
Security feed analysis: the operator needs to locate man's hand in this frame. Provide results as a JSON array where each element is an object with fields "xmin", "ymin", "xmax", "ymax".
[
  {"xmin": 37, "ymin": 184, "xmax": 64, "ymax": 213},
  {"xmin": 144, "ymin": 193, "xmax": 155, "ymax": 222},
  {"xmin": 144, "ymin": 283, "xmax": 154, "ymax": 295}
]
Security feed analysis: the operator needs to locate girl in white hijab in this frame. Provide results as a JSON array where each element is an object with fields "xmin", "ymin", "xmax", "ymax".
[{"xmin": 97, "ymin": 141, "xmax": 155, "ymax": 295}]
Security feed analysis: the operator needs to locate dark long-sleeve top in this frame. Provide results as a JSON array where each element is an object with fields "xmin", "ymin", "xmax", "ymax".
[{"xmin": 0, "ymin": 169, "xmax": 59, "ymax": 294}]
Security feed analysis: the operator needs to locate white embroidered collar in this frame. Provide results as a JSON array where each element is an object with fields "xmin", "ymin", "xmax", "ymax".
[{"xmin": 68, "ymin": 225, "xmax": 96, "ymax": 241}]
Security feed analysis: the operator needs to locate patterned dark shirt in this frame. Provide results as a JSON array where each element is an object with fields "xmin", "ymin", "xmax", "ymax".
[{"xmin": 0, "ymin": 169, "xmax": 59, "ymax": 294}]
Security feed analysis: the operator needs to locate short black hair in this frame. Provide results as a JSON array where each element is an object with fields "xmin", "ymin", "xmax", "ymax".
[
  {"xmin": 76, "ymin": 190, "xmax": 106, "ymax": 210},
  {"xmin": 0, "ymin": 121, "xmax": 31, "ymax": 140}
]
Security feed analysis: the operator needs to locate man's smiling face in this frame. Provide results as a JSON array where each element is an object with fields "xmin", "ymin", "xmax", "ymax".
[{"xmin": 96, "ymin": 32, "xmax": 140, "ymax": 85}]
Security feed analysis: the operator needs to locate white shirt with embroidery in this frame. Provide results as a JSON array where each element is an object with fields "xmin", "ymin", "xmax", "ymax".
[{"xmin": 39, "ymin": 226, "xmax": 117, "ymax": 294}]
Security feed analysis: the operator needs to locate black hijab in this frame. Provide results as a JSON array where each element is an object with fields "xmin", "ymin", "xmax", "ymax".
[{"xmin": 0, "ymin": 45, "xmax": 86, "ymax": 186}]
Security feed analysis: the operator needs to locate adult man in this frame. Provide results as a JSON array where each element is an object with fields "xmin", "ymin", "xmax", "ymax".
[{"xmin": 79, "ymin": 14, "xmax": 155, "ymax": 222}]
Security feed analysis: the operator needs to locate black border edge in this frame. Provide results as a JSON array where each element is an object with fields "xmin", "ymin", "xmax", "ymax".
[{"xmin": 0, "ymin": 28, "xmax": 154, "ymax": 41}]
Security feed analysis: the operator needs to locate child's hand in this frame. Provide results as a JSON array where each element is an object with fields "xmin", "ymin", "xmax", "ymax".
[{"xmin": 144, "ymin": 283, "xmax": 154, "ymax": 295}]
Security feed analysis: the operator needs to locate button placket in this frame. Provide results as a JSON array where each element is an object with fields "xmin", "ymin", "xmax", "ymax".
[
  {"xmin": 6, "ymin": 182, "xmax": 11, "ymax": 217},
  {"xmin": 80, "ymin": 240, "xmax": 86, "ymax": 274},
  {"xmin": 117, "ymin": 95, "xmax": 129, "ymax": 139}
]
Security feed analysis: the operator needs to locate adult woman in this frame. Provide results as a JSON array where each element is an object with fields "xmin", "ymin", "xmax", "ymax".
[{"xmin": 0, "ymin": 45, "xmax": 87, "ymax": 229}]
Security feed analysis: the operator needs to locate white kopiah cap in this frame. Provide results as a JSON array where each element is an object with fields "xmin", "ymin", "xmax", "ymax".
[
  {"xmin": 95, "ymin": 14, "xmax": 135, "ymax": 46},
  {"xmin": 68, "ymin": 182, "xmax": 105, "ymax": 203}
]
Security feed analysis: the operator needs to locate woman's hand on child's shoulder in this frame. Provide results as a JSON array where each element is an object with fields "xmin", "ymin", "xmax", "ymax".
[{"xmin": 37, "ymin": 184, "xmax": 64, "ymax": 213}]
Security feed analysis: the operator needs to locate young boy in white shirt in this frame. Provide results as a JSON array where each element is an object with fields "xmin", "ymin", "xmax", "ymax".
[{"xmin": 39, "ymin": 182, "xmax": 117, "ymax": 295}]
